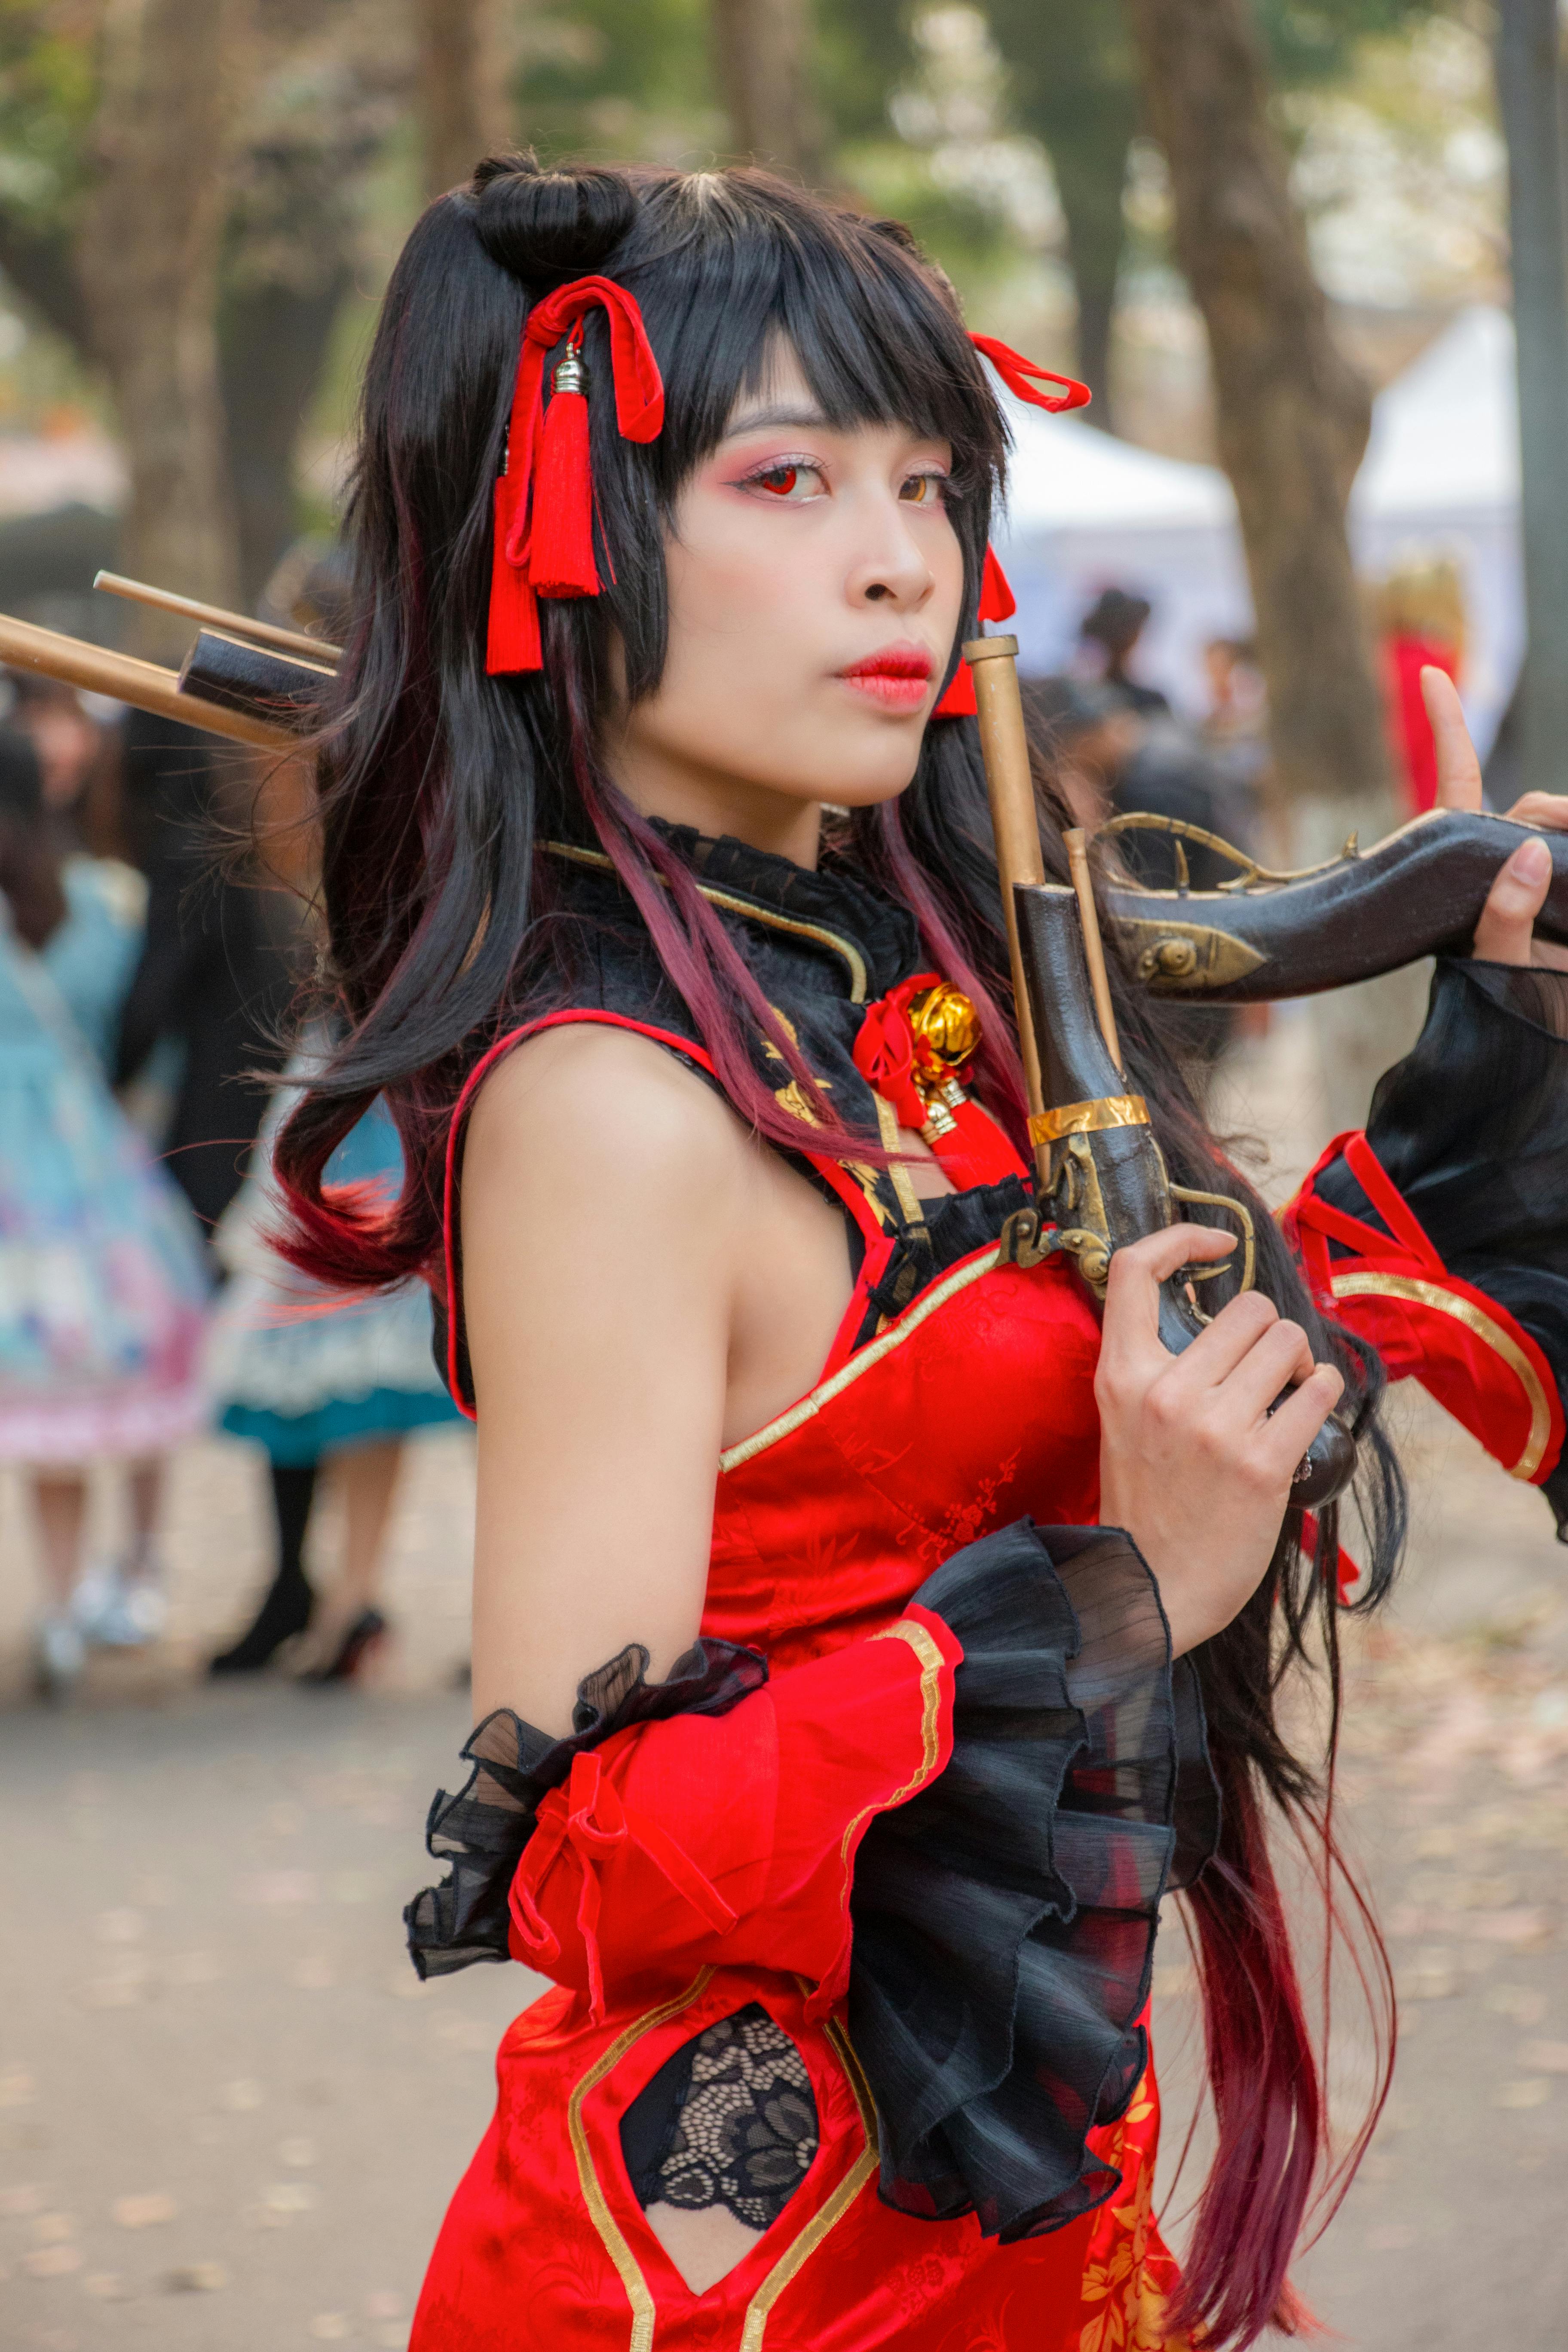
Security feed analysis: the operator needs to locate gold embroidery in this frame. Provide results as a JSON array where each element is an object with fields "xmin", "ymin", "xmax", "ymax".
[
  {"xmin": 1329, "ymin": 1270, "xmax": 1554, "ymax": 1480},
  {"xmin": 836, "ymin": 1618, "xmax": 948, "ymax": 1905},
  {"xmin": 717, "ymin": 1247, "xmax": 1001, "ymax": 1470},
  {"xmin": 739, "ymin": 2020, "xmax": 880, "ymax": 2350},
  {"xmin": 872, "ymin": 1090, "xmax": 928, "ymax": 1232},
  {"xmin": 1029, "ymin": 1094, "xmax": 1150, "ymax": 1145},
  {"xmin": 1077, "ymin": 2084, "xmax": 1183, "ymax": 2352},
  {"xmin": 545, "ymin": 841, "xmax": 868, "ymax": 1002},
  {"xmin": 566, "ymin": 1967, "xmax": 715, "ymax": 2352}
]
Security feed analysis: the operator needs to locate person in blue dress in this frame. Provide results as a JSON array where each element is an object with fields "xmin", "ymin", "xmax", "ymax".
[
  {"xmin": 205, "ymin": 1025, "xmax": 465, "ymax": 1681},
  {"xmin": 0, "ymin": 724, "xmax": 209, "ymax": 1697}
]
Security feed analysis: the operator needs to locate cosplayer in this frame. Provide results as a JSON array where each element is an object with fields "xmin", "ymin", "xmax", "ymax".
[{"xmin": 268, "ymin": 160, "xmax": 1568, "ymax": 2350}]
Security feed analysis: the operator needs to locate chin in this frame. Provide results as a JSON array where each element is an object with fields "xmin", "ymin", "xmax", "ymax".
[{"xmin": 774, "ymin": 721, "xmax": 925, "ymax": 812}]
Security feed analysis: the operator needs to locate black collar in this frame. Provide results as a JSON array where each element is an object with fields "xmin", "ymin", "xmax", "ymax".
[{"xmin": 548, "ymin": 823, "xmax": 926, "ymax": 1005}]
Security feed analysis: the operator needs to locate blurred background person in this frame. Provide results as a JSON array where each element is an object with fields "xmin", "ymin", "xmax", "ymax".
[
  {"xmin": 1200, "ymin": 634, "xmax": 1271, "ymax": 793},
  {"xmin": 1375, "ymin": 554, "xmax": 1465, "ymax": 819},
  {"xmin": 1075, "ymin": 585, "xmax": 1171, "ymax": 716},
  {"xmin": 113, "ymin": 710, "xmax": 300, "ymax": 1250},
  {"xmin": 0, "ymin": 724, "xmax": 208, "ymax": 1698},
  {"xmin": 205, "ymin": 1027, "xmax": 465, "ymax": 1684}
]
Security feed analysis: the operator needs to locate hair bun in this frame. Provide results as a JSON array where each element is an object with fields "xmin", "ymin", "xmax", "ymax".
[{"xmin": 473, "ymin": 154, "xmax": 637, "ymax": 290}]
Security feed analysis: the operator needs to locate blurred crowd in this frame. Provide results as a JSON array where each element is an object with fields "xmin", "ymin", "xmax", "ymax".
[
  {"xmin": 0, "ymin": 562, "xmax": 466, "ymax": 1705},
  {"xmin": 0, "ymin": 560, "xmax": 1468, "ymax": 1705}
]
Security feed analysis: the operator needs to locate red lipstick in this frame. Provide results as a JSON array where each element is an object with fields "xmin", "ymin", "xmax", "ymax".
[{"xmin": 837, "ymin": 643, "xmax": 934, "ymax": 712}]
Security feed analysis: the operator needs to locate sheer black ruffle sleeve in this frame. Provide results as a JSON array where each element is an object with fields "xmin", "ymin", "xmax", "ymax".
[
  {"xmin": 848, "ymin": 1518, "xmax": 1219, "ymax": 2242},
  {"xmin": 1314, "ymin": 957, "xmax": 1568, "ymax": 1532},
  {"xmin": 404, "ymin": 1638, "xmax": 767, "ymax": 1978}
]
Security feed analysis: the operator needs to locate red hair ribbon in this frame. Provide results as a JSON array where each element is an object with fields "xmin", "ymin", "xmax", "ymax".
[
  {"xmin": 934, "ymin": 334, "xmax": 1090, "ymax": 718},
  {"xmin": 487, "ymin": 274, "xmax": 665, "ymax": 676}
]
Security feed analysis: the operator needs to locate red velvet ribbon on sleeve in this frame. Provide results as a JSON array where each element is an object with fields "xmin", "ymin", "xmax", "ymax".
[
  {"xmin": 508, "ymin": 1748, "xmax": 737, "ymax": 2024},
  {"xmin": 933, "ymin": 333, "xmax": 1091, "ymax": 719},
  {"xmin": 487, "ymin": 275, "xmax": 665, "ymax": 676}
]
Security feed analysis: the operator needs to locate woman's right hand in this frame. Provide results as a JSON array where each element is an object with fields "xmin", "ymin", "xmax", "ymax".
[{"xmin": 1094, "ymin": 1225, "xmax": 1345, "ymax": 1659}]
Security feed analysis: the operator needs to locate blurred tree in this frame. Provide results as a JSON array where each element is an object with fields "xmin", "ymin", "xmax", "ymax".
[
  {"xmin": 979, "ymin": 3, "xmax": 1136, "ymax": 418},
  {"xmin": 1126, "ymin": 0, "xmax": 1415, "ymax": 1127},
  {"xmin": 79, "ymin": 0, "xmax": 249, "ymax": 646},
  {"xmin": 220, "ymin": 1, "xmax": 406, "ymax": 601},
  {"xmin": 1123, "ymin": 0, "xmax": 1388, "ymax": 813},
  {"xmin": 0, "ymin": 3, "xmax": 407, "ymax": 616},
  {"xmin": 417, "ymin": 0, "xmax": 511, "ymax": 198},
  {"xmin": 979, "ymin": 0, "xmax": 1445, "ymax": 418},
  {"xmin": 712, "ymin": 0, "xmax": 825, "ymax": 178}
]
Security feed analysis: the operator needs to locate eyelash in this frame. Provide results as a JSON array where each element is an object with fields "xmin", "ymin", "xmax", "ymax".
[{"xmin": 736, "ymin": 459, "xmax": 951, "ymax": 503}]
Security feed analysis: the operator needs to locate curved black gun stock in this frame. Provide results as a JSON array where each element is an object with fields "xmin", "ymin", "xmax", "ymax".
[{"xmin": 1101, "ymin": 808, "xmax": 1568, "ymax": 1000}]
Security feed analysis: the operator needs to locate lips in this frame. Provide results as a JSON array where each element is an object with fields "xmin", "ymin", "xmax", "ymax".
[{"xmin": 837, "ymin": 644, "xmax": 934, "ymax": 712}]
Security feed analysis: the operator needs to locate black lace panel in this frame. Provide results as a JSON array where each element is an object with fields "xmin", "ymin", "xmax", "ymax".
[{"xmin": 620, "ymin": 2006, "xmax": 821, "ymax": 2233}]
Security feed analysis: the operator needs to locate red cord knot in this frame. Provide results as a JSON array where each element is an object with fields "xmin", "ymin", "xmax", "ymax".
[{"xmin": 509, "ymin": 1749, "xmax": 737, "ymax": 2023}]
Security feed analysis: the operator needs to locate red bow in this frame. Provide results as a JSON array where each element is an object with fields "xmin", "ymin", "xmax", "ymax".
[
  {"xmin": 852, "ymin": 973, "xmax": 947, "ymax": 1133},
  {"xmin": 487, "ymin": 275, "xmax": 665, "ymax": 676},
  {"xmin": 509, "ymin": 1750, "xmax": 735, "ymax": 2023},
  {"xmin": 970, "ymin": 332, "xmax": 1091, "ymax": 416},
  {"xmin": 934, "ymin": 335, "xmax": 1090, "ymax": 719}
]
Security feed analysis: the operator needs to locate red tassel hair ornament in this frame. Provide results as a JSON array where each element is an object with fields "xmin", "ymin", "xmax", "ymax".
[
  {"xmin": 933, "ymin": 334, "xmax": 1090, "ymax": 719},
  {"xmin": 486, "ymin": 275, "xmax": 665, "ymax": 676}
]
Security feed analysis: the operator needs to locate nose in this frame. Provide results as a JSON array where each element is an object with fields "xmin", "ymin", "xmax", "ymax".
[{"xmin": 844, "ymin": 489, "xmax": 934, "ymax": 613}]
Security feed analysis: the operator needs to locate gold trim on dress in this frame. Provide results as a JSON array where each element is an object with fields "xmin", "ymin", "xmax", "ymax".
[
  {"xmin": 739, "ymin": 2020, "xmax": 881, "ymax": 2351},
  {"xmin": 545, "ymin": 840, "xmax": 869, "ymax": 1002},
  {"xmin": 830, "ymin": 1617, "xmax": 949, "ymax": 1906},
  {"xmin": 567, "ymin": 1966, "xmax": 715, "ymax": 2352},
  {"xmin": 1329, "ymin": 1270, "xmax": 1554, "ymax": 1480},
  {"xmin": 872, "ymin": 1090, "xmax": 929, "ymax": 1232},
  {"xmin": 718, "ymin": 1247, "xmax": 1001, "ymax": 1471},
  {"xmin": 1028, "ymin": 1093, "xmax": 1150, "ymax": 1145}
]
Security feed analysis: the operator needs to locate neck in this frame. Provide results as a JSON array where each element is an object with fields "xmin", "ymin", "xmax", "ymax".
[{"xmin": 603, "ymin": 733, "xmax": 822, "ymax": 871}]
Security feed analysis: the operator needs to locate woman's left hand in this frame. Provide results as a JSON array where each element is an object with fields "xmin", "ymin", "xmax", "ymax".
[{"xmin": 1424, "ymin": 665, "xmax": 1568, "ymax": 968}]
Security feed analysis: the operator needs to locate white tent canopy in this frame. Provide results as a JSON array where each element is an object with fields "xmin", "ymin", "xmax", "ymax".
[{"xmin": 992, "ymin": 304, "xmax": 1522, "ymax": 756}]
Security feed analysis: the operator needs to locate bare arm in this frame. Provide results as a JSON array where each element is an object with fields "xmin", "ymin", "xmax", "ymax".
[{"xmin": 461, "ymin": 1024, "xmax": 743, "ymax": 1733}]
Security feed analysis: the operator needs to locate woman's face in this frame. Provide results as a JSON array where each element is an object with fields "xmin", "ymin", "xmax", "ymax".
[{"xmin": 605, "ymin": 344, "xmax": 966, "ymax": 862}]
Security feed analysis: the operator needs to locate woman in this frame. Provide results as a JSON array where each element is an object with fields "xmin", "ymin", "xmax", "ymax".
[
  {"xmin": 273, "ymin": 161, "xmax": 1568, "ymax": 2348},
  {"xmin": 206, "ymin": 1033, "xmax": 466, "ymax": 1681},
  {"xmin": 0, "ymin": 725, "xmax": 208, "ymax": 1696}
]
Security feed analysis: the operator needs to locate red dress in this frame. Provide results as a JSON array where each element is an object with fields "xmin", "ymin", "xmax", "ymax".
[{"xmin": 406, "ymin": 840, "xmax": 1568, "ymax": 2351}]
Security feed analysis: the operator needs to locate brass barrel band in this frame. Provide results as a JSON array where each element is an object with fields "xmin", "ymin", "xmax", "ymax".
[{"xmin": 1028, "ymin": 1094, "xmax": 1151, "ymax": 1146}]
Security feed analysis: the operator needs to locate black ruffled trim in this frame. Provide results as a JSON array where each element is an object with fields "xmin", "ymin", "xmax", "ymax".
[
  {"xmin": 404, "ymin": 1638, "xmax": 768, "ymax": 1978},
  {"xmin": 848, "ymin": 1519, "xmax": 1219, "ymax": 2242},
  {"xmin": 1314, "ymin": 957, "xmax": 1568, "ymax": 1537}
]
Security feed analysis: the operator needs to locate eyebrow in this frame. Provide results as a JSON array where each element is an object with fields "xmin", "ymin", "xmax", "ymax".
[{"xmin": 722, "ymin": 401, "xmax": 833, "ymax": 437}]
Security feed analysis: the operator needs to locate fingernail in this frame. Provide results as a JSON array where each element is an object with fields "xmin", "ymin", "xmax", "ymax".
[{"xmin": 1515, "ymin": 836, "xmax": 1551, "ymax": 882}]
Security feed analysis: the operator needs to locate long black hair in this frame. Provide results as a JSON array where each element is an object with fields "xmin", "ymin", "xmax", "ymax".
[{"xmin": 273, "ymin": 156, "xmax": 1404, "ymax": 2349}]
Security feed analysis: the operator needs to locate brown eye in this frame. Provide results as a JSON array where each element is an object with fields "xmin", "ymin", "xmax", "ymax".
[{"xmin": 900, "ymin": 472, "xmax": 945, "ymax": 505}]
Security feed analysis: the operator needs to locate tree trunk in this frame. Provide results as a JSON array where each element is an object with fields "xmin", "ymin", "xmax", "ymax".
[
  {"xmin": 1124, "ymin": 0, "xmax": 1387, "ymax": 815},
  {"xmin": 416, "ymin": 0, "xmax": 511, "ymax": 200},
  {"xmin": 79, "ymin": 0, "xmax": 248, "ymax": 657},
  {"xmin": 1053, "ymin": 140, "xmax": 1132, "ymax": 422},
  {"xmin": 220, "ymin": 269, "xmax": 352, "ymax": 604},
  {"xmin": 1495, "ymin": 0, "xmax": 1568, "ymax": 796},
  {"xmin": 1124, "ymin": 0, "xmax": 1414, "ymax": 1131},
  {"xmin": 712, "ymin": 0, "xmax": 825, "ymax": 183}
]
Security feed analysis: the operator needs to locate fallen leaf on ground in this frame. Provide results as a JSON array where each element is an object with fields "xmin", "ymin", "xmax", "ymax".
[
  {"xmin": 112, "ymin": 2193, "xmax": 176, "ymax": 2228},
  {"xmin": 1494, "ymin": 2079, "xmax": 1551, "ymax": 2109},
  {"xmin": 163, "ymin": 2263, "xmax": 228, "ymax": 2292},
  {"xmin": 21, "ymin": 2242, "xmax": 82, "ymax": 2276}
]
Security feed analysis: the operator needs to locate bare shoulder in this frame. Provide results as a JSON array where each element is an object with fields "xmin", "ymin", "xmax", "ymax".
[{"xmin": 463, "ymin": 1019, "xmax": 744, "ymax": 1229}]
